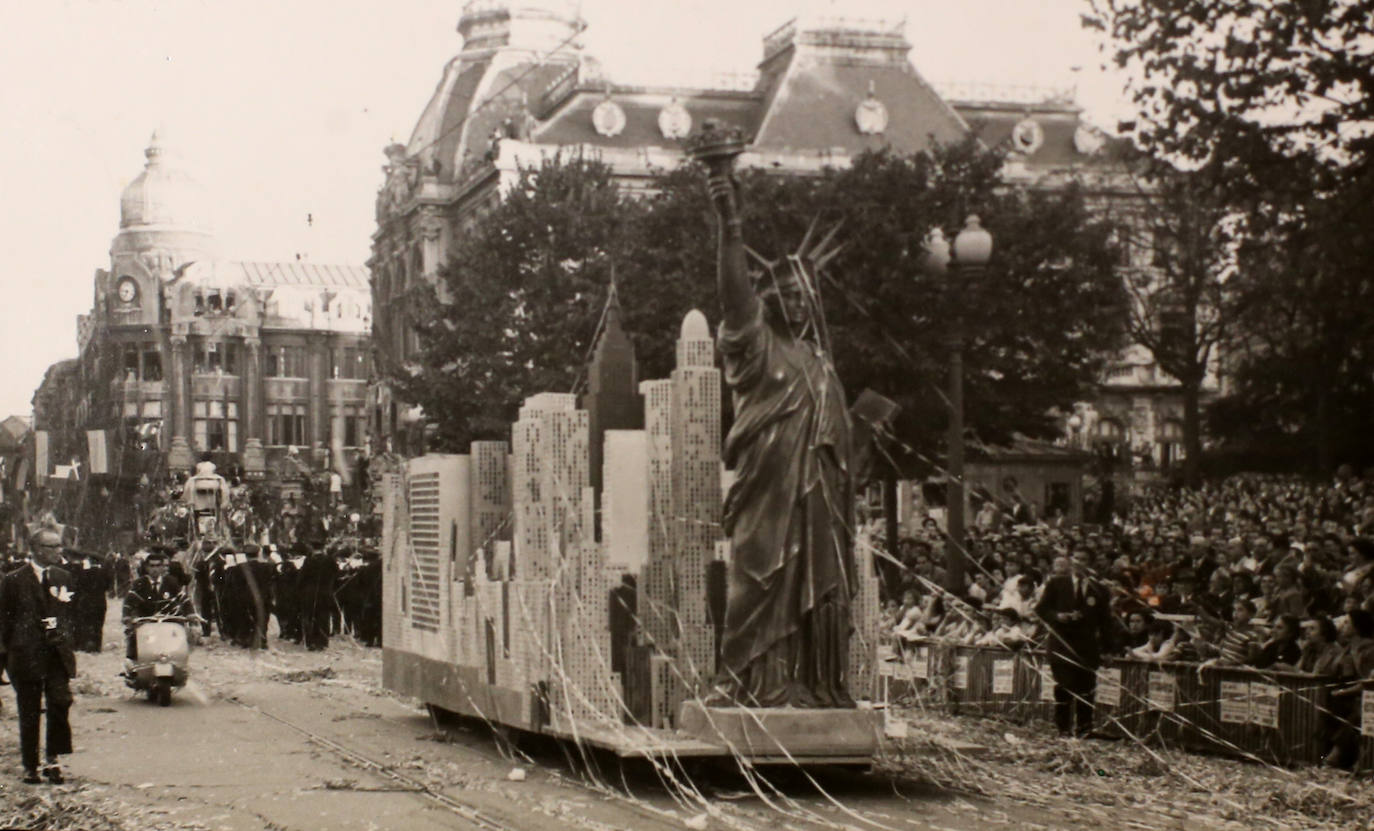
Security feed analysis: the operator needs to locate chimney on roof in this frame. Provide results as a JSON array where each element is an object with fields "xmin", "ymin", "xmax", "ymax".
[{"xmin": 761, "ymin": 13, "xmax": 911, "ymax": 69}]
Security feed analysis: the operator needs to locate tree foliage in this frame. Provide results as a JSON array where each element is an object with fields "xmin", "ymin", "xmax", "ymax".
[
  {"xmin": 401, "ymin": 143, "xmax": 1127, "ymax": 468},
  {"xmin": 1087, "ymin": 0, "xmax": 1374, "ymax": 472},
  {"xmin": 1102, "ymin": 156, "xmax": 1241, "ymax": 486},
  {"xmin": 1217, "ymin": 164, "xmax": 1374, "ymax": 469},
  {"xmin": 1084, "ymin": 0, "xmax": 1374, "ymax": 171}
]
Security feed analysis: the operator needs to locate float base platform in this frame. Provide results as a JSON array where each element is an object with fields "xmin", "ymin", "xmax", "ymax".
[{"xmin": 677, "ymin": 701, "xmax": 884, "ymax": 759}]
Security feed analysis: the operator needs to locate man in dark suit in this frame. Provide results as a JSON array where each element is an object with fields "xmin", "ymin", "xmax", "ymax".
[
  {"xmin": 0, "ymin": 528, "xmax": 77, "ymax": 784},
  {"xmin": 1035, "ymin": 552, "xmax": 1112, "ymax": 737},
  {"xmin": 122, "ymin": 549, "xmax": 188, "ymax": 659},
  {"xmin": 296, "ymin": 544, "xmax": 338, "ymax": 651},
  {"xmin": 65, "ymin": 548, "xmax": 110, "ymax": 653}
]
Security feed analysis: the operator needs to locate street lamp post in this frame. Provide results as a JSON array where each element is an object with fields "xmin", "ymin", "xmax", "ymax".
[{"xmin": 922, "ymin": 216, "xmax": 992, "ymax": 594}]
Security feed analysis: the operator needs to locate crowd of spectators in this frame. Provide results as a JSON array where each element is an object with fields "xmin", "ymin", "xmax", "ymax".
[{"xmin": 878, "ymin": 468, "xmax": 1374, "ymax": 767}]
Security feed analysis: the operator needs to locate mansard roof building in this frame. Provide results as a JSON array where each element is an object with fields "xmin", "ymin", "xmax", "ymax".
[{"xmin": 372, "ymin": 1, "xmax": 1205, "ymax": 476}]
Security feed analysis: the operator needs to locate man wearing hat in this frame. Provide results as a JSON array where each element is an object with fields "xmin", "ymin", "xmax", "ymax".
[{"xmin": 0, "ymin": 528, "xmax": 77, "ymax": 784}]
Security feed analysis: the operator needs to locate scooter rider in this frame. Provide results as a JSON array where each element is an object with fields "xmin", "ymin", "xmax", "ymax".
[{"xmin": 122, "ymin": 550, "xmax": 189, "ymax": 660}]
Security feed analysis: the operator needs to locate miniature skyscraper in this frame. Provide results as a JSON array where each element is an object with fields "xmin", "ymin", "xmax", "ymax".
[
  {"xmin": 638, "ymin": 310, "xmax": 722, "ymax": 721},
  {"xmin": 581, "ymin": 280, "xmax": 643, "ymax": 536},
  {"xmin": 670, "ymin": 310, "xmax": 721, "ymax": 694}
]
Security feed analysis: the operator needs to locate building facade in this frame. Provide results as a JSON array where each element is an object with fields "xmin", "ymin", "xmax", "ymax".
[
  {"xmin": 34, "ymin": 132, "xmax": 372, "ymax": 495},
  {"xmin": 370, "ymin": 1, "xmax": 1207, "ymax": 482}
]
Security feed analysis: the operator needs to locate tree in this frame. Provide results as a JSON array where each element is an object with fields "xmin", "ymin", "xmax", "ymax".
[
  {"xmin": 398, "ymin": 153, "xmax": 634, "ymax": 450},
  {"xmin": 1216, "ymin": 163, "xmax": 1374, "ymax": 471},
  {"xmin": 1104, "ymin": 158, "xmax": 1238, "ymax": 487},
  {"xmin": 403, "ymin": 143, "xmax": 1128, "ymax": 467},
  {"xmin": 1084, "ymin": 0, "xmax": 1374, "ymax": 171},
  {"xmin": 1087, "ymin": 0, "xmax": 1374, "ymax": 474}
]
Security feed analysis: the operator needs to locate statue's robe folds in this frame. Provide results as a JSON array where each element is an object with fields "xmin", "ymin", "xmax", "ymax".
[{"xmin": 716, "ymin": 308, "xmax": 856, "ymax": 708}]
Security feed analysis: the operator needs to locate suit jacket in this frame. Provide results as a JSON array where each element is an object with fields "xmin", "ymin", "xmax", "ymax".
[
  {"xmin": 1035, "ymin": 573, "xmax": 1111, "ymax": 668},
  {"xmin": 123, "ymin": 573, "xmax": 186, "ymax": 619},
  {"xmin": 0, "ymin": 564, "xmax": 77, "ymax": 681}
]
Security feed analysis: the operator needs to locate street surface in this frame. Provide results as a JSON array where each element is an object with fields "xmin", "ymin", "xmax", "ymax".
[{"xmin": 0, "ymin": 605, "xmax": 1362, "ymax": 831}]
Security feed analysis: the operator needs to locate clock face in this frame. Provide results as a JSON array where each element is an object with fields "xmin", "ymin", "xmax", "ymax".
[{"xmin": 117, "ymin": 278, "xmax": 138, "ymax": 303}]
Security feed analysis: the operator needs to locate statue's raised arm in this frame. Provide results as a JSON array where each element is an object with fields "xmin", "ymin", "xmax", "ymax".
[{"xmin": 688, "ymin": 121, "xmax": 756, "ymax": 332}]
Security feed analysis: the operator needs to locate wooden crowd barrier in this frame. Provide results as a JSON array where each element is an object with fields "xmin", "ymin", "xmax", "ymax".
[{"xmin": 881, "ymin": 639, "xmax": 1371, "ymax": 769}]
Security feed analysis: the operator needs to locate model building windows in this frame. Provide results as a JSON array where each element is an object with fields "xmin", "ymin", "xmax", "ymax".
[
  {"xmin": 265, "ymin": 345, "xmax": 308, "ymax": 378},
  {"xmin": 193, "ymin": 400, "xmax": 238, "ymax": 452},
  {"xmin": 267, "ymin": 403, "xmax": 307, "ymax": 447}
]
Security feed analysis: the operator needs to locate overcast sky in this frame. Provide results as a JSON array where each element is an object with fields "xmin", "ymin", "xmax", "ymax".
[{"xmin": 0, "ymin": 0, "xmax": 1131, "ymax": 419}]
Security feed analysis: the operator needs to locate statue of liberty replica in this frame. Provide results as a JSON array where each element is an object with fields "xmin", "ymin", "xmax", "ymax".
[{"xmin": 690, "ymin": 122, "xmax": 894, "ymax": 713}]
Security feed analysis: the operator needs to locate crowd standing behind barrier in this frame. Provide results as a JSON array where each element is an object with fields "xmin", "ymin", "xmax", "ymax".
[{"xmin": 878, "ymin": 471, "xmax": 1374, "ymax": 770}]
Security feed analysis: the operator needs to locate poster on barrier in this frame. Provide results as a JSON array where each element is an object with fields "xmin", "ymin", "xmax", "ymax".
[
  {"xmin": 1363, "ymin": 690, "xmax": 1374, "ymax": 738},
  {"xmin": 953, "ymin": 655, "xmax": 970, "ymax": 690},
  {"xmin": 1219, "ymin": 681, "xmax": 1249, "ymax": 724},
  {"xmin": 913, "ymin": 646, "xmax": 930, "ymax": 680},
  {"xmin": 1250, "ymin": 683, "xmax": 1280, "ymax": 728},
  {"xmin": 892, "ymin": 658, "xmax": 914, "ymax": 682},
  {"xmin": 1095, "ymin": 667, "xmax": 1121, "ymax": 707},
  {"xmin": 1147, "ymin": 671, "xmax": 1176, "ymax": 711},
  {"xmin": 1039, "ymin": 662, "xmax": 1056, "ymax": 702},
  {"xmin": 992, "ymin": 659, "xmax": 1014, "ymax": 695}
]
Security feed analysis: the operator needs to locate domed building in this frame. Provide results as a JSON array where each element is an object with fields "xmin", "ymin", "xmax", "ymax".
[{"xmin": 34, "ymin": 132, "xmax": 371, "ymax": 542}]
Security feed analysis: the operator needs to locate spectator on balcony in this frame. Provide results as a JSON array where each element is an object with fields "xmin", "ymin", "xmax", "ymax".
[
  {"xmin": 1216, "ymin": 599, "xmax": 1262, "ymax": 666},
  {"xmin": 1273, "ymin": 564, "xmax": 1309, "ymax": 618},
  {"xmin": 1120, "ymin": 609, "xmax": 1151, "ymax": 654},
  {"xmin": 1199, "ymin": 568, "xmax": 1232, "ymax": 620},
  {"xmin": 1340, "ymin": 537, "xmax": 1374, "ymax": 593},
  {"xmin": 1297, "ymin": 616, "xmax": 1343, "ymax": 676},
  {"xmin": 1180, "ymin": 618, "xmax": 1224, "ymax": 663},
  {"xmin": 1251, "ymin": 614, "xmax": 1302, "ymax": 671},
  {"xmin": 1253, "ymin": 572, "xmax": 1281, "ymax": 621},
  {"xmin": 1169, "ymin": 569, "xmax": 1205, "ymax": 616},
  {"xmin": 1130, "ymin": 619, "xmax": 1181, "ymax": 662},
  {"xmin": 976, "ymin": 606, "xmax": 1035, "ymax": 649},
  {"xmin": 1324, "ymin": 609, "xmax": 1374, "ymax": 768}
]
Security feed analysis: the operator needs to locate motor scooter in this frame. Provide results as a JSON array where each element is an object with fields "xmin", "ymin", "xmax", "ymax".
[{"xmin": 124, "ymin": 614, "xmax": 200, "ymax": 706}]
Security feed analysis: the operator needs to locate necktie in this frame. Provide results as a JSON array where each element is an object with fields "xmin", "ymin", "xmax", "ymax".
[{"xmin": 40, "ymin": 569, "xmax": 49, "ymax": 590}]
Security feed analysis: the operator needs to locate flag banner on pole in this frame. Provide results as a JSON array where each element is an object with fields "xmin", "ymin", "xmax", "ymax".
[
  {"xmin": 34, "ymin": 431, "xmax": 49, "ymax": 479},
  {"xmin": 87, "ymin": 430, "xmax": 109, "ymax": 475}
]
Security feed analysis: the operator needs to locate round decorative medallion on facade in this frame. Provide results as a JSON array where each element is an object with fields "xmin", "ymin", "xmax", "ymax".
[
  {"xmin": 854, "ymin": 83, "xmax": 889, "ymax": 135},
  {"xmin": 1074, "ymin": 124, "xmax": 1105, "ymax": 156},
  {"xmin": 592, "ymin": 99, "xmax": 627, "ymax": 137},
  {"xmin": 1011, "ymin": 117, "xmax": 1044, "ymax": 154},
  {"xmin": 116, "ymin": 277, "xmax": 139, "ymax": 304},
  {"xmin": 658, "ymin": 99, "xmax": 692, "ymax": 140}
]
